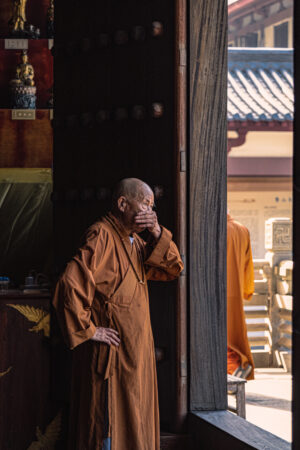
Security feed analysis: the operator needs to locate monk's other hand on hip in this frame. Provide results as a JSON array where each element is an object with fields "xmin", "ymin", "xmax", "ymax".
[{"xmin": 91, "ymin": 327, "xmax": 120, "ymax": 346}]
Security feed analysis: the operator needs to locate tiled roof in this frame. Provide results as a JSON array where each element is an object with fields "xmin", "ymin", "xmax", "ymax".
[{"xmin": 228, "ymin": 48, "xmax": 293, "ymax": 122}]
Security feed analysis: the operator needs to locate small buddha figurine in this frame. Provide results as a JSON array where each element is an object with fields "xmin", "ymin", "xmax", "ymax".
[
  {"xmin": 9, "ymin": 0, "xmax": 27, "ymax": 33},
  {"xmin": 16, "ymin": 50, "xmax": 35, "ymax": 86},
  {"xmin": 10, "ymin": 51, "xmax": 36, "ymax": 109}
]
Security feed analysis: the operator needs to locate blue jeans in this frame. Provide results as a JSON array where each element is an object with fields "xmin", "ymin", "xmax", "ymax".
[{"xmin": 103, "ymin": 437, "xmax": 111, "ymax": 450}]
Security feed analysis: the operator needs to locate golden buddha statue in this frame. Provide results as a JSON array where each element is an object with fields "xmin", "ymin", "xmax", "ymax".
[
  {"xmin": 8, "ymin": 0, "xmax": 40, "ymax": 38},
  {"xmin": 9, "ymin": 0, "xmax": 27, "ymax": 32},
  {"xmin": 10, "ymin": 50, "xmax": 37, "ymax": 109},
  {"xmin": 15, "ymin": 50, "xmax": 35, "ymax": 87}
]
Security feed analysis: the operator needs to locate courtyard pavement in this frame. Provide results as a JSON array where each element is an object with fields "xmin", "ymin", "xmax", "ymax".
[{"xmin": 229, "ymin": 368, "xmax": 292, "ymax": 443}]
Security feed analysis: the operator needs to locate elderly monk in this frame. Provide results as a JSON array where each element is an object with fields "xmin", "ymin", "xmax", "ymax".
[
  {"xmin": 53, "ymin": 178, "xmax": 183, "ymax": 450},
  {"xmin": 227, "ymin": 214, "xmax": 255, "ymax": 380}
]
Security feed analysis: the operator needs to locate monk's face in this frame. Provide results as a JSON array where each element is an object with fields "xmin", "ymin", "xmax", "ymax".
[{"xmin": 118, "ymin": 187, "xmax": 154, "ymax": 234}]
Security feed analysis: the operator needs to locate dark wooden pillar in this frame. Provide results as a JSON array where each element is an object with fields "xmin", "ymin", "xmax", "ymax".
[
  {"xmin": 174, "ymin": 0, "xmax": 188, "ymax": 430},
  {"xmin": 293, "ymin": 3, "xmax": 300, "ymax": 449},
  {"xmin": 189, "ymin": 0, "xmax": 228, "ymax": 410}
]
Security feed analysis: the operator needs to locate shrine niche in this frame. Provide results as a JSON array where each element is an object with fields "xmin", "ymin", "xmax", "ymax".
[
  {"xmin": 0, "ymin": 0, "xmax": 51, "ymax": 39},
  {"xmin": 8, "ymin": 0, "xmax": 40, "ymax": 38},
  {"xmin": 0, "ymin": 40, "xmax": 53, "ymax": 109},
  {"xmin": 10, "ymin": 50, "xmax": 37, "ymax": 109},
  {"xmin": 0, "ymin": 38, "xmax": 53, "ymax": 167}
]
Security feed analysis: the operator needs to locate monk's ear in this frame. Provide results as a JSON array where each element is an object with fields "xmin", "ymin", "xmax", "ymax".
[{"xmin": 117, "ymin": 196, "xmax": 127, "ymax": 212}]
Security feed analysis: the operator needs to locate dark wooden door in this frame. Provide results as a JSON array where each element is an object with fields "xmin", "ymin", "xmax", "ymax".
[
  {"xmin": 54, "ymin": 0, "xmax": 186, "ymax": 434},
  {"xmin": 0, "ymin": 294, "xmax": 56, "ymax": 449}
]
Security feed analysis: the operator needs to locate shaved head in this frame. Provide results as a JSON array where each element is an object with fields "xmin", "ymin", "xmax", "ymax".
[
  {"xmin": 111, "ymin": 178, "xmax": 155, "ymax": 234},
  {"xmin": 112, "ymin": 178, "xmax": 153, "ymax": 208}
]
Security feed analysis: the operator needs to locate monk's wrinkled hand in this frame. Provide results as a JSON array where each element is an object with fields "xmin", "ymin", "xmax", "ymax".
[
  {"xmin": 91, "ymin": 327, "xmax": 120, "ymax": 346},
  {"xmin": 134, "ymin": 211, "xmax": 161, "ymax": 239}
]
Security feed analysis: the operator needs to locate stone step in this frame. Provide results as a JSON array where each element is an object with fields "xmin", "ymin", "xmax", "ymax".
[
  {"xmin": 251, "ymin": 349, "xmax": 271, "ymax": 368},
  {"xmin": 253, "ymin": 259, "xmax": 270, "ymax": 270},
  {"xmin": 244, "ymin": 305, "xmax": 268, "ymax": 319},
  {"xmin": 246, "ymin": 318, "xmax": 270, "ymax": 332},
  {"xmin": 248, "ymin": 331, "xmax": 272, "ymax": 346},
  {"xmin": 254, "ymin": 279, "xmax": 268, "ymax": 294},
  {"xmin": 244, "ymin": 293, "xmax": 269, "ymax": 306}
]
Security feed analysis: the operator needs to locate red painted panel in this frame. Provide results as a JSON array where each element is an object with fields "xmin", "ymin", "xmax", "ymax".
[
  {"xmin": 0, "ymin": 109, "xmax": 52, "ymax": 167},
  {"xmin": 0, "ymin": 39, "xmax": 53, "ymax": 109},
  {"xmin": 227, "ymin": 156, "xmax": 292, "ymax": 176}
]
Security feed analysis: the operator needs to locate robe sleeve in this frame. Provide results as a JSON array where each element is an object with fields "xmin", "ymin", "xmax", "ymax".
[
  {"xmin": 53, "ymin": 226, "xmax": 107, "ymax": 349},
  {"xmin": 243, "ymin": 231, "xmax": 255, "ymax": 301},
  {"xmin": 142, "ymin": 226, "xmax": 184, "ymax": 281}
]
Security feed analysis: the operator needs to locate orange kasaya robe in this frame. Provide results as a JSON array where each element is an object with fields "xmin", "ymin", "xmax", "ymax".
[
  {"xmin": 227, "ymin": 214, "xmax": 255, "ymax": 380},
  {"xmin": 53, "ymin": 212, "xmax": 183, "ymax": 450}
]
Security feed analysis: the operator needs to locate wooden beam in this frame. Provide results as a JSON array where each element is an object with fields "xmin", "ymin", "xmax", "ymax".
[
  {"xmin": 227, "ymin": 121, "xmax": 293, "ymax": 133},
  {"xmin": 175, "ymin": 0, "xmax": 188, "ymax": 431},
  {"xmin": 189, "ymin": 0, "xmax": 227, "ymax": 410},
  {"xmin": 229, "ymin": 7, "xmax": 293, "ymax": 40},
  {"xmin": 228, "ymin": 0, "xmax": 275, "ymax": 21},
  {"xmin": 189, "ymin": 411, "xmax": 291, "ymax": 450}
]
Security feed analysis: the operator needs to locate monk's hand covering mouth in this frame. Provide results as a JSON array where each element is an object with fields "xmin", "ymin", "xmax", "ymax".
[{"xmin": 134, "ymin": 211, "xmax": 161, "ymax": 240}]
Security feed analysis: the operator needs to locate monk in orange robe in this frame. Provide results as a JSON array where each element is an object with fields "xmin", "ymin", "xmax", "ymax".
[
  {"xmin": 227, "ymin": 214, "xmax": 255, "ymax": 380},
  {"xmin": 53, "ymin": 178, "xmax": 183, "ymax": 450}
]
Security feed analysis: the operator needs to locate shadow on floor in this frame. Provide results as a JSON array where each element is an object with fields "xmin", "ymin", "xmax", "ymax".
[{"xmin": 246, "ymin": 393, "xmax": 291, "ymax": 411}]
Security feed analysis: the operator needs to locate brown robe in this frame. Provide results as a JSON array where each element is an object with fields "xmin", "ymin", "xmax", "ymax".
[
  {"xmin": 53, "ymin": 213, "xmax": 183, "ymax": 450},
  {"xmin": 227, "ymin": 214, "xmax": 255, "ymax": 380}
]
